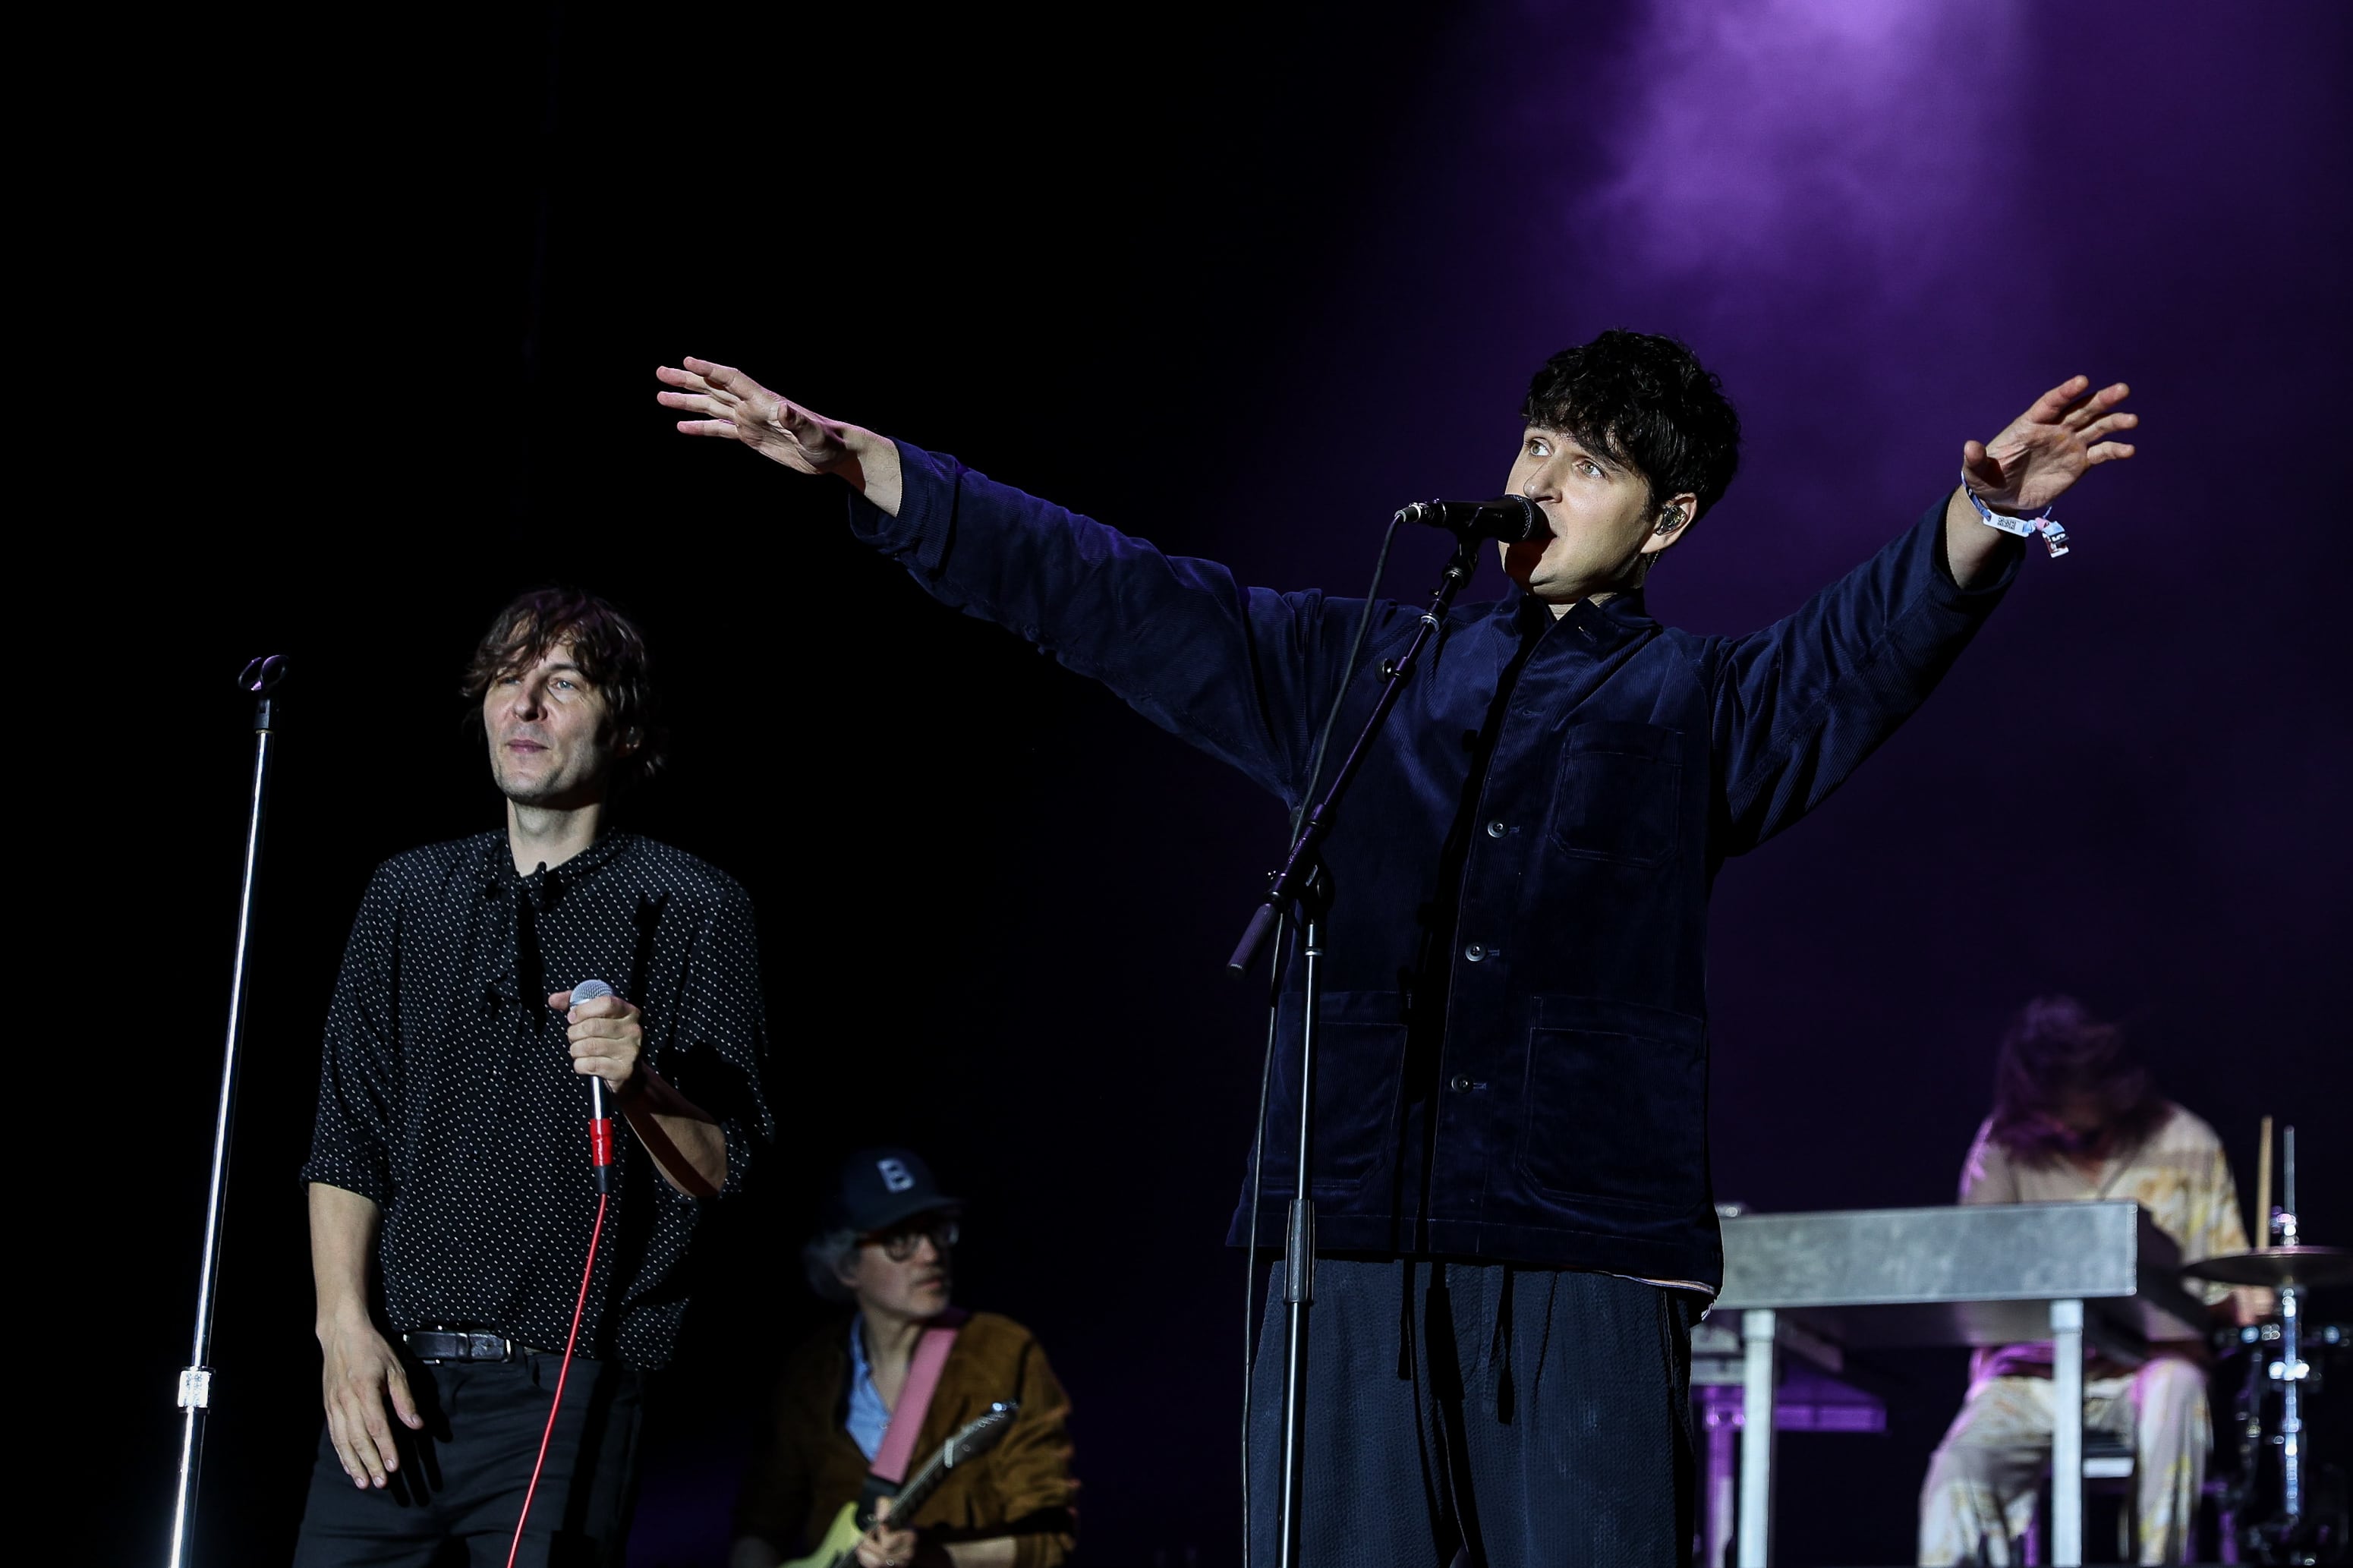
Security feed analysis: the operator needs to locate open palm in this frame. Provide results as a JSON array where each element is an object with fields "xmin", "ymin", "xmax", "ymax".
[
  {"xmin": 654, "ymin": 357, "xmax": 852, "ymax": 474},
  {"xmin": 1964, "ymin": 376, "xmax": 2138, "ymax": 513}
]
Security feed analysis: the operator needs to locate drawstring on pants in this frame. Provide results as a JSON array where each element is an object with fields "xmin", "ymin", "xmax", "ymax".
[{"xmin": 1491, "ymin": 1264, "xmax": 1515, "ymax": 1424}]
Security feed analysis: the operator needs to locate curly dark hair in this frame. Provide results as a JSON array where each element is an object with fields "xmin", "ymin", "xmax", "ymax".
[
  {"xmin": 461, "ymin": 586, "xmax": 666, "ymax": 792},
  {"xmin": 1986, "ymin": 996, "xmax": 2168, "ymax": 1167},
  {"xmin": 1520, "ymin": 330, "xmax": 1743, "ymax": 521}
]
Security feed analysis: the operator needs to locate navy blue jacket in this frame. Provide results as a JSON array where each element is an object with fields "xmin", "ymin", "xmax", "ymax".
[{"xmin": 852, "ymin": 442, "xmax": 2022, "ymax": 1289}]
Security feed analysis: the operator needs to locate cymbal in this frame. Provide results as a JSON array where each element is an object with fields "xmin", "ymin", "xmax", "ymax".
[{"xmin": 2184, "ymin": 1246, "xmax": 2353, "ymax": 1289}]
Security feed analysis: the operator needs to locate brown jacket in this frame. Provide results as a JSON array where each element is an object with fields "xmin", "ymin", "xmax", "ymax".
[{"xmin": 734, "ymin": 1311, "xmax": 1077, "ymax": 1567}]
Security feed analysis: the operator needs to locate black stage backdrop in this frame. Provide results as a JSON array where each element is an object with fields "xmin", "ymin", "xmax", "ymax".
[{"xmin": 55, "ymin": 3, "xmax": 2349, "ymax": 1563}]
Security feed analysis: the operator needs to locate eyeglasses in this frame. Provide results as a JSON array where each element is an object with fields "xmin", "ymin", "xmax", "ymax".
[{"xmin": 863, "ymin": 1217, "xmax": 960, "ymax": 1261}]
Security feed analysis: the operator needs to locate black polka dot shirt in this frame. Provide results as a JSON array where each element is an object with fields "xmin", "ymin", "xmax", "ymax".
[{"xmin": 301, "ymin": 830, "xmax": 772, "ymax": 1369}]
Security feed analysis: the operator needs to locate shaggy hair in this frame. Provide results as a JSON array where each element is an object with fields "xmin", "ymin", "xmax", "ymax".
[
  {"xmin": 461, "ymin": 585, "xmax": 666, "ymax": 792},
  {"xmin": 802, "ymin": 1226, "xmax": 860, "ymax": 1303},
  {"xmin": 1986, "ymin": 996, "xmax": 2168, "ymax": 1167}
]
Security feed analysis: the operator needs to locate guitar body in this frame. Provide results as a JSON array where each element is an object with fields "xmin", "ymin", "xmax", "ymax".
[{"xmin": 780, "ymin": 1503, "xmax": 864, "ymax": 1568}]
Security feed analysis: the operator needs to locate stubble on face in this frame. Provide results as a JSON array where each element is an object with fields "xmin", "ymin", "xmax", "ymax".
[
  {"xmin": 483, "ymin": 643, "xmax": 616, "ymax": 809},
  {"xmin": 852, "ymin": 1247, "xmax": 953, "ymax": 1321}
]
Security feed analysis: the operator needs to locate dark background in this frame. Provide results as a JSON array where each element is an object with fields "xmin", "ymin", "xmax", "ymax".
[{"xmin": 62, "ymin": 1, "xmax": 2348, "ymax": 1563}]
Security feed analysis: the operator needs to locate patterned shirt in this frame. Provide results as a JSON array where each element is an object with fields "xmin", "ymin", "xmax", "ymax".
[
  {"xmin": 1959, "ymin": 1100, "xmax": 2251, "ymax": 1376},
  {"xmin": 301, "ymin": 830, "xmax": 772, "ymax": 1368}
]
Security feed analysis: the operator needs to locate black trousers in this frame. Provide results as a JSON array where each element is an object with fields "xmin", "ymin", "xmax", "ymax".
[
  {"xmin": 1248, "ymin": 1259, "xmax": 1698, "ymax": 1568},
  {"xmin": 291, "ymin": 1352, "xmax": 644, "ymax": 1568}
]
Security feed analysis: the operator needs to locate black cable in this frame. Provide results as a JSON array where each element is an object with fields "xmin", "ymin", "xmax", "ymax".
[
  {"xmin": 1296, "ymin": 515, "xmax": 1406, "ymax": 842},
  {"xmin": 1239, "ymin": 512, "xmax": 1406, "ymax": 1564}
]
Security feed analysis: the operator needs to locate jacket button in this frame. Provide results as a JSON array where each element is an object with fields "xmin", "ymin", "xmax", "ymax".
[
  {"xmin": 1463, "ymin": 943, "xmax": 1485, "ymax": 962},
  {"xmin": 1486, "ymin": 820, "xmax": 1507, "ymax": 838},
  {"xmin": 1449, "ymin": 1075, "xmax": 1473, "ymax": 1093}
]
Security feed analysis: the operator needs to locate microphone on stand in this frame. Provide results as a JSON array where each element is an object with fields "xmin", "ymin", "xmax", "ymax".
[
  {"xmin": 1395, "ymin": 496, "xmax": 1548, "ymax": 543},
  {"xmin": 569, "ymin": 978, "xmax": 619, "ymax": 1192}
]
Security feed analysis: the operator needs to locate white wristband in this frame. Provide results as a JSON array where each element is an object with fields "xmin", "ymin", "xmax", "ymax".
[{"xmin": 1962, "ymin": 474, "xmax": 2070, "ymax": 558}]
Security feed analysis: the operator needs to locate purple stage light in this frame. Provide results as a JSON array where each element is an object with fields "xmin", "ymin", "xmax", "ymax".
[{"xmin": 1596, "ymin": 1, "xmax": 2024, "ymax": 307}]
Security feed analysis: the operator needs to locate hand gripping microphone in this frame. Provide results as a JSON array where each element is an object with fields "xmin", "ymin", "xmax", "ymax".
[
  {"xmin": 569, "ymin": 978, "xmax": 618, "ymax": 1192},
  {"xmin": 510, "ymin": 980, "xmax": 621, "ymax": 1565},
  {"xmin": 1394, "ymin": 496, "xmax": 1548, "ymax": 543}
]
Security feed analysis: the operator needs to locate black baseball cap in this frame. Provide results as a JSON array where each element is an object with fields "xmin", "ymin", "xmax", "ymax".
[{"xmin": 826, "ymin": 1147, "xmax": 962, "ymax": 1235}]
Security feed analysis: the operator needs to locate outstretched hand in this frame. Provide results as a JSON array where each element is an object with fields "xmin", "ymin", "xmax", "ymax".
[
  {"xmin": 1963, "ymin": 375, "xmax": 2138, "ymax": 513},
  {"xmin": 656, "ymin": 358, "xmax": 855, "ymax": 471},
  {"xmin": 656, "ymin": 357, "xmax": 902, "ymax": 514}
]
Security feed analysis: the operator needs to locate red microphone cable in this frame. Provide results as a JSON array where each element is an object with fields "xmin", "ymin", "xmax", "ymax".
[
  {"xmin": 504, "ymin": 1192, "xmax": 606, "ymax": 1568},
  {"xmin": 506, "ymin": 978, "xmax": 622, "ymax": 1567}
]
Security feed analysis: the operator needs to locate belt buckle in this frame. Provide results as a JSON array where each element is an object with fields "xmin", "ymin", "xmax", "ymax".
[
  {"xmin": 462, "ymin": 1330, "xmax": 518, "ymax": 1362},
  {"xmin": 410, "ymin": 1327, "xmax": 518, "ymax": 1363}
]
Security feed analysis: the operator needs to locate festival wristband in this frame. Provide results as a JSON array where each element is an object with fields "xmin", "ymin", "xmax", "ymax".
[{"xmin": 1962, "ymin": 473, "xmax": 2070, "ymax": 558}]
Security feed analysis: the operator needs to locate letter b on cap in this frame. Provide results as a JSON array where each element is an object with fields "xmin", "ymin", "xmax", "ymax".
[{"xmin": 877, "ymin": 1158, "xmax": 914, "ymax": 1193}]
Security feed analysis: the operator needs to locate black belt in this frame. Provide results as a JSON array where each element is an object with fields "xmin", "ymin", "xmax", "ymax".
[{"xmin": 401, "ymin": 1328, "xmax": 576, "ymax": 1364}]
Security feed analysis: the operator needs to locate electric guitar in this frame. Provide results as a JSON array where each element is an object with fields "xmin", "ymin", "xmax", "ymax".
[{"xmin": 782, "ymin": 1401, "xmax": 1022, "ymax": 1568}]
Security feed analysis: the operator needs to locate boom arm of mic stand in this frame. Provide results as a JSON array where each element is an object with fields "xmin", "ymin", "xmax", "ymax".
[{"xmin": 1227, "ymin": 534, "xmax": 1482, "ymax": 974}]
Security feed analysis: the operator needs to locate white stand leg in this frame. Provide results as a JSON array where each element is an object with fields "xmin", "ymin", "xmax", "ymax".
[
  {"xmin": 1738, "ymin": 1308, "xmax": 1777, "ymax": 1568},
  {"xmin": 1702, "ymin": 1388, "xmax": 1738, "ymax": 1568},
  {"xmin": 2050, "ymin": 1298, "xmax": 2084, "ymax": 1567}
]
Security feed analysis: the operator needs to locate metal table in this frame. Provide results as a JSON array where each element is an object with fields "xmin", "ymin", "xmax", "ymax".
[{"xmin": 1713, "ymin": 1201, "xmax": 2209, "ymax": 1566}]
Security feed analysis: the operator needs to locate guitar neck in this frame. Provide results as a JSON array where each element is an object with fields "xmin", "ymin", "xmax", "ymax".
[
  {"xmin": 887, "ymin": 1447, "xmax": 951, "ymax": 1521},
  {"xmin": 865, "ymin": 1398, "xmax": 1018, "ymax": 1538}
]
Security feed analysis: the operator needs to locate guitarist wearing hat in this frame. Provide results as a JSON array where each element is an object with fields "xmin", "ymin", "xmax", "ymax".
[{"xmin": 731, "ymin": 1150, "xmax": 1079, "ymax": 1568}]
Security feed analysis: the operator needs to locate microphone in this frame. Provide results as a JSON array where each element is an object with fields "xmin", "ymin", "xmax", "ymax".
[
  {"xmin": 1395, "ymin": 496, "xmax": 1548, "ymax": 543},
  {"xmin": 570, "ymin": 978, "xmax": 618, "ymax": 1191}
]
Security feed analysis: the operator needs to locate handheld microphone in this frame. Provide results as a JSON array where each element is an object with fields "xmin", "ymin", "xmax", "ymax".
[
  {"xmin": 510, "ymin": 982, "xmax": 624, "ymax": 1560},
  {"xmin": 1395, "ymin": 496, "xmax": 1548, "ymax": 543},
  {"xmin": 569, "ymin": 978, "xmax": 618, "ymax": 1191}
]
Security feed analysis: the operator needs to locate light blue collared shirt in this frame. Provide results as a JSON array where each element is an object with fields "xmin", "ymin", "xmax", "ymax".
[{"xmin": 845, "ymin": 1315, "xmax": 890, "ymax": 1461}]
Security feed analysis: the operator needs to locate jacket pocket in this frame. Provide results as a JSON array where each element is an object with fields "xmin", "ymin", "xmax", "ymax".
[
  {"xmin": 1516, "ymin": 994, "xmax": 1705, "ymax": 1214},
  {"xmin": 1270, "ymin": 990, "xmax": 1406, "ymax": 1193},
  {"xmin": 1548, "ymin": 721, "xmax": 1682, "ymax": 867}
]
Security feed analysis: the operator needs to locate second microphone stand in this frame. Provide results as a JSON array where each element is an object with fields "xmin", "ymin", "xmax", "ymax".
[
  {"xmin": 1228, "ymin": 528, "xmax": 1486, "ymax": 1568},
  {"xmin": 169, "ymin": 654, "xmax": 287, "ymax": 1568}
]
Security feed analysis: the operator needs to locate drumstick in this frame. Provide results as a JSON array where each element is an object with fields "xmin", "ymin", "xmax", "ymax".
[{"xmin": 2255, "ymin": 1114, "xmax": 2273, "ymax": 1252}]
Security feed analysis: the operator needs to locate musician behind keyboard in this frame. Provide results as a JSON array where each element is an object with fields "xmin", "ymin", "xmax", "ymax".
[
  {"xmin": 1919, "ymin": 997, "xmax": 2272, "ymax": 1566},
  {"xmin": 729, "ymin": 1148, "xmax": 1078, "ymax": 1568}
]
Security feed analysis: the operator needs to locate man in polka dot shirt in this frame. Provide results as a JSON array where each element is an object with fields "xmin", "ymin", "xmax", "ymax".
[{"xmin": 292, "ymin": 587, "xmax": 773, "ymax": 1567}]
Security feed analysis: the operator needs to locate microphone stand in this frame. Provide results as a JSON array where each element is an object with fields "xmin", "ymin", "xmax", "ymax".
[
  {"xmin": 167, "ymin": 654, "xmax": 287, "ymax": 1568},
  {"xmin": 1227, "ymin": 529, "xmax": 1485, "ymax": 1568}
]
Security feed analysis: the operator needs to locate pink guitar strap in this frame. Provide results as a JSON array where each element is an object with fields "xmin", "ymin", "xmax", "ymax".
[{"xmin": 870, "ymin": 1311, "xmax": 966, "ymax": 1485}]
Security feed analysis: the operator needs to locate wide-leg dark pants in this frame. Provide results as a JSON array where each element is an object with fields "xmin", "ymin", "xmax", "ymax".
[
  {"xmin": 1249, "ymin": 1259, "xmax": 1698, "ymax": 1568},
  {"xmin": 291, "ymin": 1352, "xmax": 643, "ymax": 1568}
]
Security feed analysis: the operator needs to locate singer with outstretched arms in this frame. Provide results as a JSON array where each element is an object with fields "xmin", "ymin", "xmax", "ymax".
[
  {"xmin": 294, "ymin": 588, "xmax": 773, "ymax": 1567},
  {"xmin": 657, "ymin": 332, "xmax": 2137, "ymax": 1565}
]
